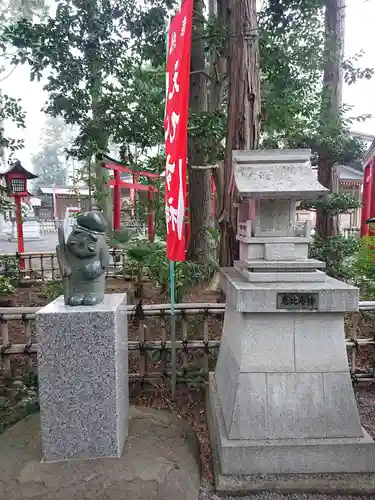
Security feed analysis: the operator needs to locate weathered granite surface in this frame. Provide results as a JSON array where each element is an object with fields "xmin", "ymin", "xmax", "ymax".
[
  {"xmin": 36, "ymin": 294, "xmax": 128, "ymax": 462},
  {"xmin": 233, "ymin": 149, "xmax": 328, "ymax": 199},
  {"xmin": 208, "ymin": 374, "xmax": 375, "ymax": 480},
  {"xmin": 220, "ymin": 267, "xmax": 359, "ymax": 313},
  {"xmin": 0, "ymin": 407, "xmax": 200, "ymax": 500}
]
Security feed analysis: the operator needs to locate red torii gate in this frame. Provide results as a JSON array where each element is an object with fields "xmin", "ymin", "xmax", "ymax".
[
  {"xmin": 102, "ymin": 160, "xmax": 160, "ymax": 241},
  {"xmin": 102, "ymin": 159, "xmax": 216, "ymax": 249}
]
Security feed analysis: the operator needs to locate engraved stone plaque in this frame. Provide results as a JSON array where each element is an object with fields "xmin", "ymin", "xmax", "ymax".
[{"xmin": 277, "ymin": 292, "xmax": 319, "ymax": 310}]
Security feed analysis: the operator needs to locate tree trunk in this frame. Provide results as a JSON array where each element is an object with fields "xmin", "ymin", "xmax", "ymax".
[
  {"xmin": 86, "ymin": 2, "xmax": 111, "ymax": 226},
  {"xmin": 316, "ymin": 0, "xmax": 345, "ymax": 238},
  {"xmin": 209, "ymin": 0, "xmax": 227, "ymax": 234},
  {"xmin": 207, "ymin": 0, "xmax": 227, "ymax": 114},
  {"xmin": 187, "ymin": 0, "xmax": 212, "ymax": 261},
  {"xmin": 219, "ymin": 0, "xmax": 261, "ymax": 267}
]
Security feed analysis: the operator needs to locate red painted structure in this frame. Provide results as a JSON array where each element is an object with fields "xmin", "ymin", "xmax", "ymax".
[
  {"xmin": 1, "ymin": 161, "xmax": 38, "ymax": 268},
  {"xmin": 361, "ymin": 139, "xmax": 375, "ymax": 236},
  {"xmin": 102, "ymin": 157, "xmax": 217, "ymax": 249},
  {"xmin": 102, "ymin": 160, "xmax": 159, "ymax": 242}
]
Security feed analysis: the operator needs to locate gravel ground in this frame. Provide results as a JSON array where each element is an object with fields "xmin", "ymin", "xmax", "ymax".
[{"xmin": 198, "ymin": 489, "xmax": 375, "ymax": 500}]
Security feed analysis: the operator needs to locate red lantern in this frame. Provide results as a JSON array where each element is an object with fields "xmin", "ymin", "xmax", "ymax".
[{"xmin": 1, "ymin": 161, "xmax": 38, "ymax": 268}]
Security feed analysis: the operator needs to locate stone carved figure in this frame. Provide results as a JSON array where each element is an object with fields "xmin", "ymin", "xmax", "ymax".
[{"xmin": 56, "ymin": 211, "xmax": 110, "ymax": 306}]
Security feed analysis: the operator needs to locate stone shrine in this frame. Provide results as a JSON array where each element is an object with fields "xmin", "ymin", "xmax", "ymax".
[{"xmin": 207, "ymin": 149, "xmax": 375, "ymax": 494}]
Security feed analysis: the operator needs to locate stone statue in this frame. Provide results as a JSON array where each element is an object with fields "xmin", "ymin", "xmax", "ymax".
[{"xmin": 56, "ymin": 211, "xmax": 110, "ymax": 306}]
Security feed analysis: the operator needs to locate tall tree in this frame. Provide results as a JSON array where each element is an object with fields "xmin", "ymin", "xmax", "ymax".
[
  {"xmin": 4, "ymin": 0, "xmax": 131, "ymax": 220},
  {"xmin": 5, "ymin": 0, "xmax": 175, "ymax": 223},
  {"xmin": 0, "ymin": 0, "xmax": 46, "ymax": 211},
  {"xmin": 187, "ymin": 0, "xmax": 213, "ymax": 261},
  {"xmin": 315, "ymin": 0, "xmax": 345, "ymax": 238},
  {"xmin": 219, "ymin": 0, "xmax": 261, "ymax": 266},
  {"xmin": 0, "ymin": 0, "xmax": 47, "ymax": 162},
  {"xmin": 32, "ymin": 115, "xmax": 74, "ymax": 186}
]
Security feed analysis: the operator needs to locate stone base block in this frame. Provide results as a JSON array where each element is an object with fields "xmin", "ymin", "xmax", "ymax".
[
  {"xmin": 207, "ymin": 373, "xmax": 375, "ymax": 493},
  {"xmin": 234, "ymin": 261, "xmax": 326, "ymax": 283},
  {"xmin": 212, "ymin": 467, "xmax": 375, "ymax": 496},
  {"xmin": 221, "ymin": 266, "xmax": 358, "ymax": 313},
  {"xmin": 36, "ymin": 294, "xmax": 128, "ymax": 462}
]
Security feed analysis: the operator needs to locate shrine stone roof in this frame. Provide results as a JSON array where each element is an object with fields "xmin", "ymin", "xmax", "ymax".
[{"xmin": 233, "ymin": 149, "xmax": 328, "ymax": 200}]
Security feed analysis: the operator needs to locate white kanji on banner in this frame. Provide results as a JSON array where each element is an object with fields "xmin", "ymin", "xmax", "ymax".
[
  {"xmin": 168, "ymin": 61, "xmax": 180, "ymax": 100},
  {"xmin": 169, "ymin": 31, "xmax": 177, "ymax": 54},
  {"xmin": 166, "ymin": 154, "xmax": 175, "ymax": 191},
  {"xmin": 176, "ymin": 158, "xmax": 185, "ymax": 240},
  {"xmin": 165, "ymin": 111, "xmax": 180, "ymax": 143},
  {"xmin": 164, "ymin": 0, "xmax": 193, "ymax": 261}
]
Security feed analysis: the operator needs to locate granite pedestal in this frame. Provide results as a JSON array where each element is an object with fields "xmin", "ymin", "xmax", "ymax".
[
  {"xmin": 207, "ymin": 269, "xmax": 375, "ymax": 494},
  {"xmin": 36, "ymin": 294, "xmax": 128, "ymax": 462}
]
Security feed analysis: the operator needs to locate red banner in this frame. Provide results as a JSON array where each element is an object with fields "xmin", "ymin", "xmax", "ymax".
[{"xmin": 164, "ymin": 0, "xmax": 193, "ymax": 261}]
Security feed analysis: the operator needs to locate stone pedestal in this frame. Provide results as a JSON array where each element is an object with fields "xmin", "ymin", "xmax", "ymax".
[
  {"xmin": 36, "ymin": 294, "xmax": 128, "ymax": 462},
  {"xmin": 207, "ymin": 269, "xmax": 375, "ymax": 493}
]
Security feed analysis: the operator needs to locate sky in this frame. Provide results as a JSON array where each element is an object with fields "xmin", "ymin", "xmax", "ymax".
[{"xmin": 1, "ymin": 0, "xmax": 374, "ymax": 172}]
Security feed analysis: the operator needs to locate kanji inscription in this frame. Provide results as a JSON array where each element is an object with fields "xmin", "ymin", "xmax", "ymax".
[{"xmin": 277, "ymin": 292, "xmax": 319, "ymax": 310}]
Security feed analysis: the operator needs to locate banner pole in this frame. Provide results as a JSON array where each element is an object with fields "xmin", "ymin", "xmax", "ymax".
[
  {"xmin": 170, "ymin": 260, "xmax": 177, "ymax": 399},
  {"xmin": 165, "ymin": 14, "xmax": 177, "ymax": 400}
]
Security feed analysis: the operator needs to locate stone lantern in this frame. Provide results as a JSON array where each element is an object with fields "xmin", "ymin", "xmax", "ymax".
[
  {"xmin": 1, "ymin": 160, "xmax": 38, "ymax": 264},
  {"xmin": 207, "ymin": 149, "xmax": 375, "ymax": 494}
]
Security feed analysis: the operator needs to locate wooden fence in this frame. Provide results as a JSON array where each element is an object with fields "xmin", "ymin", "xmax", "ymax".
[{"xmin": 1, "ymin": 302, "xmax": 375, "ymax": 393}]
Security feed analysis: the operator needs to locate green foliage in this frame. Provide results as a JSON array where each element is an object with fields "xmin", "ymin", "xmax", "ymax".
[
  {"xmin": 300, "ymin": 192, "xmax": 362, "ymax": 216},
  {"xmin": 1, "ymin": 254, "xmax": 19, "ymax": 278},
  {"xmin": 0, "ymin": 184, "xmax": 13, "ymax": 213},
  {"xmin": 3, "ymin": 0, "xmax": 175, "ymax": 212},
  {"xmin": 259, "ymin": 2, "xmax": 325, "ymax": 139},
  {"xmin": 107, "ymin": 227, "xmax": 137, "ymax": 246},
  {"xmin": 342, "ymin": 51, "xmax": 374, "ymax": 86},
  {"xmin": 127, "ymin": 240, "xmax": 215, "ymax": 301},
  {"xmin": 259, "ymin": 1, "xmax": 372, "ymax": 167},
  {"xmin": 0, "ymin": 0, "xmax": 48, "ymax": 161},
  {"xmin": 0, "ymin": 93, "xmax": 25, "ymax": 153},
  {"xmin": 41, "ymin": 279, "xmax": 64, "ymax": 301},
  {"xmin": 0, "ymin": 0, "xmax": 47, "ymax": 24},
  {"xmin": 188, "ymin": 110, "xmax": 226, "ymax": 164},
  {"xmin": 0, "ymin": 254, "xmax": 19, "ymax": 296},
  {"xmin": 108, "ymin": 64, "xmax": 166, "ymax": 151},
  {"xmin": 347, "ymin": 237, "xmax": 375, "ymax": 299},
  {"xmin": 309, "ymin": 235, "xmax": 360, "ymax": 280},
  {"xmin": 0, "ymin": 275, "xmax": 16, "ymax": 296},
  {"xmin": 109, "ymin": 232, "xmax": 216, "ymax": 301}
]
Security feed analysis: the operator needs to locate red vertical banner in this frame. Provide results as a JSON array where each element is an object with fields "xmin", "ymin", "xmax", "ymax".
[
  {"xmin": 164, "ymin": 0, "xmax": 193, "ymax": 261},
  {"xmin": 361, "ymin": 163, "xmax": 372, "ymax": 237}
]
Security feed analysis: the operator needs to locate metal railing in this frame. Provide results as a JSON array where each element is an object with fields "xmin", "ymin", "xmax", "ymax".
[{"xmin": 1, "ymin": 302, "xmax": 375, "ymax": 393}]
